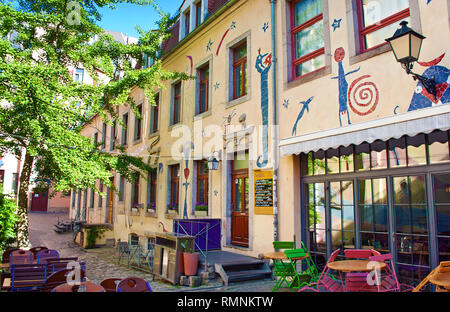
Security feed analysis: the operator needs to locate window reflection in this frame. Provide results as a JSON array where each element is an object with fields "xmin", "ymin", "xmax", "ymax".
[{"xmin": 428, "ymin": 131, "xmax": 450, "ymax": 164}]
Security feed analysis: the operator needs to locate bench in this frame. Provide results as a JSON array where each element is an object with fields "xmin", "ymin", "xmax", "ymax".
[{"xmin": 7, "ymin": 264, "xmax": 48, "ymax": 292}]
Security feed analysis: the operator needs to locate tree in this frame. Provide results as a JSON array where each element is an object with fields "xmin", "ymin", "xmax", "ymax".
[
  {"xmin": 0, "ymin": 189, "xmax": 18, "ymax": 254},
  {"xmin": 0, "ymin": 0, "xmax": 187, "ymax": 248}
]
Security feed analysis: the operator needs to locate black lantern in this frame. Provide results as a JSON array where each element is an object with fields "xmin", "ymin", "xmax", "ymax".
[
  {"xmin": 385, "ymin": 21, "xmax": 436, "ymax": 100},
  {"xmin": 207, "ymin": 156, "xmax": 219, "ymax": 171}
]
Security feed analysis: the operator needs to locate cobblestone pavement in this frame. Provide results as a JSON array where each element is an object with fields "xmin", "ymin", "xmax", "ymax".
[{"xmin": 29, "ymin": 212, "xmax": 277, "ymax": 292}]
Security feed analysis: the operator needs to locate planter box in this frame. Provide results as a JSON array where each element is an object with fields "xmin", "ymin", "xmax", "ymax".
[{"xmin": 194, "ymin": 210, "xmax": 208, "ymax": 217}]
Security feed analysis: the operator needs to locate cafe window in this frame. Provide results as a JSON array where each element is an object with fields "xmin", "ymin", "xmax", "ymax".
[
  {"xmin": 302, "ymin": 130, "xmax": 450, "ymax": 288},
  {"xmin": 290, "ymin": 0, "xmax": 325, "ymax": 79},
  {"xmin": 355, "ymin": 0, "xmax": 410, "ymax": 53}
]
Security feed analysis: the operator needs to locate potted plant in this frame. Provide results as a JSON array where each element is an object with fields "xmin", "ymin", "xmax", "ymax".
[
  {"xmin": 180, "ymin": 238, "xmax": 199, "ymax": 276},
  {"xmin": 195, "ymin": 202, "xmax": 208, "ymax": 216},
  {"xmin": 167, "ymin": 203, "xmax": 178, "ymax": 212},
  {"xmin": 146, "ymin": 202, "xmax": 156, "ymax": 212}
]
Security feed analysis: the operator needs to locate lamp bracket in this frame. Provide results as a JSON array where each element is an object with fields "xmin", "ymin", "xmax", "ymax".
[{"xmin": 404, "ymin": 62, "xmax": 437, "ymax": 101}]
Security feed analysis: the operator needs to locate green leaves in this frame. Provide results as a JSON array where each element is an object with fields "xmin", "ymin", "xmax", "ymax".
[{"xmin": 0, "ymin": 190, "xmax": 18, "ymax": 253}]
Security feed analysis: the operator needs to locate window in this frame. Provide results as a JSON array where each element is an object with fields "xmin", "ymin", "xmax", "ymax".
[
  {"xmin": 147, "ymin": 170, "xmax": 157, "ymax": 212},
  {"xmin": 11, "ymin": 173, "xmax": 18, "ymax": 195},
  {"xmin": 0, "ymin": 170, "xmax": 4, "ymax": 186},
  {"xmin": 232, "ymin": 42, "xmax": 247, "ymax": 100},
  {"xmin": 90, "ymin": 188, "xmax": 94, "ymax": 208},
  {"xmin": 75, "ymin": 68, "xmax": 84, "ymax": 82},
  {"xmin": 195, "ymin": 2, "xmax": 202, "ymax": 27},
  {"xmin": 184, "ymin": 9, "xmax": 190, "ymax": 36},
  {"xmin": 168, "ymin": 164, "xmax": 180, "ymax": 212},
  {"xmin": 94, "ymin": 132, "xmax": 98, "ymax": 147},
  {"xmin": 150, "ymin": 94, "xmax": 159, "ymax": 134},
  {"xmin": 172, "ymin": 82, "xmax": 182, "ymax": 125},
  {"xmin": 197, "ymin": 64, "xmax": 209, "ymax": 114},
  {"xmin": 102, "ymin": 123, "xmax": 107, "ymax": 149},
  {"xmin": 356, "ymin": 0, "xmax": 410, "ymax": 52},
  {"xmin": 134, "ymin": 105, "xmax": 142, "ymax": 142},
  {"xmin": 122, "ymin": 113, "xmax": 129, "ymax": 146},
  {"xmin": 131, "ymin": 175, "xmax": 140, "ymax": 210},
  {"xmin": 110, "ymin": 121, "xmax": 116, "ymax": 151},
  {"xmin": 119, "ymin": 175, "xmax": 125, "ymax": 202},
  {"xmin": 196, "ymin": 161, "xmax": 209, "ymax": 212},
  {"xmin": 98, "ymin": 180, "xmax": 103, "ymax": 208},
  {"xmin": 290, "ymin": 0, "xmax": 325, "ymax": 79}
]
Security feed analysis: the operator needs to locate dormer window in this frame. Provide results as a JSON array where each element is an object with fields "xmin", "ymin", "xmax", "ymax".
[
  {"xmin": 195, "ymin": 1, "xmax": 202, "ymax": 27},
  {"xmin": 184, "ymin": 9, "xmax": 190, "ymax": 36}
]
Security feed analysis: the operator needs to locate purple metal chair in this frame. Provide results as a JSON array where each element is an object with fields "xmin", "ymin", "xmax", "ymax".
[
  {"xmin": 10, "ymin": 250, "xmax": 33, "ymax": 265},
  {"xmin": 298, "ymin": 249, "xmax": 343, "ymax": 292},
  {"xmin": 116, "ymin": 277, "xmax": 152, "ymax": 292},
  {"xmin": 36, "ymin": 249, "xmax": 59, "ymax": 264},
  {"xmin": 30, "ymin": 247, "xmax": 48, "ymax": 260},
  {"xmin": 369, "ymin": 253, "xmax": 414, "ymax": 292}
]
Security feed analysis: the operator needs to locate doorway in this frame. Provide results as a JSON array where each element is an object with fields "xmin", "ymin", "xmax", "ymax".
[
  {"xmin": 30, "ymin": 190, "xmax": 49, "ymax": 212},
  {"xmin": 231, "ymin": 155, "xmax": 249, "ymax": 247}
]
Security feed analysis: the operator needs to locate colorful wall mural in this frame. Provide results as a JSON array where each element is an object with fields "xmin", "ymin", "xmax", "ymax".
[{"xmin": 292, "ymin": 96, "xmax": 314, "ymax": 136}]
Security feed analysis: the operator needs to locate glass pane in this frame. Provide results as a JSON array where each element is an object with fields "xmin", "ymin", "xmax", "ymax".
[
  {"xmin": 361, "ymin": 0, "xmax": 409, "ymax": 26},
  {"xmin": 360, "ymin": 205, "xmax": 373, "ymax": 231},
  {"xmin": 411, "ymin": 205, "xmax": 428, "ymax": 234},
  {"xmin": 438, "ymin": 237, "xmax": 450, "ymax": 262},
  {"xmin": 374, "ymin": 205, "xmax": 388, "ymax": 232},
  {"xmin": 407, "ymin": 135, "xmax": 427, "ymax": 166},
  {"xmin": 434, "ymin": 174, "xmax": 450, "ymax": 204},
  {"xmin": 294, "ymin": 19, "xmax": 324, "ymax": 60},
  {"xmin": 409, "ymin": 176, "xmax": 426, "ymax": 204},
  {"xmin": 428, "ymin": 131, "xmax": 450, "ymax": 164},
  {"xmin": 307, "ymin": 152, "xmax": 314, "ymax": 175},
  {"xmin": 331, "ymin": 206, "xmax": 341, "ymax": 231},
  {"xmin": 244, "ymin": 177, "xmax": 249, "ymax": 211},
  {"xmin": 341, "ymin": 181, "xmax": 354, "ymax": 206},
  {"xmin": 393, "ymin": 177, "xmax": 410, "ymax": 205},
  {"xmin": 235, "ymin": 178, "xmax": 242, "ymax": 212},
  {"xmin": 359, "ymin": 179, "xmax": 372, "ymax": 204},
  {"xmin": 355, "ymin": 144, "xmax": 371, "ymax": 171},
  {"xmin": 198, "ymin": 180, "xmax": 205, "ymax": 205},
  {"xmin": 389, "ymin": 137, "xmax": 407, "ymax": 168},
  {"xmin": 436, "ymin": 205, "xmax": 450, "ymax": 236},
  {"xmin": 326, "ymin": 149, "xmax": 339, "ymax": 174},
  {"xmin": 343, "ymin": 206, "xmax": 355, "ymax": 232},
  {"xmin": 371, "ymin": 141, "xmax": 387, "ymax": 170},
  {"xmin": 313, "ymin": 150, "xmax": 326, "ymax": 175},
  {"xmin": 330, "ymin": 182, "xmax": 341, "ymax": 207},
  {"xmin": 199, "ymin": 161, "xmax": 208, "ymax": 175},
  {"xmin": 234, "ymin": 65, "xmax": 242, "ymax": 98},
  {"xmin": 295, "ymin": 53, "xmax": 325, "ymax": 77},
  {"xmin": 340, "ymin": 146, "xmax": 354, "ymax": 173},
  {"xmin": 294, "ymin": 0, "xmax": 322, "ymax": 26},
  {"xmin": 200, "ymin": 83, "xmax": 207, "ymax": 112},
  {"xmin": 233, "ymin": 153, "xmax": 249, "ymax": 170},
  {"xmin": 365, "ymin": 16, "xmax": 410, "ymax": 50},
  {"xmin": 234, "ymin": 44, "xmax": 247, "ymax": 61},
  {"xmin": 372, "ymin": 178, "xmax": 387, "ymax": 204}
]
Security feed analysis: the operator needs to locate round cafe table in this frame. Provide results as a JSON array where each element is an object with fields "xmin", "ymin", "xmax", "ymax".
[
  {"xmin": 52, "ymin": 281, "xmax": 106, "ymax": 292},
  {"xmin": 264, "ymin": 251, "xmax": 309, "ymax": 261},
  {"xmin": 264, "ymin": 251, "xmax": 309, "ymax": 291},
  {"xmin": 327, "ymin": 260, "xmax": 386, "ymax": 292}
]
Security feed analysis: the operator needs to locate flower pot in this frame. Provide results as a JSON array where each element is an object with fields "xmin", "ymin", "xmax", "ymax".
[{"xmin": 183, "ymin": 252, "xmax": 200, "ymax": 276}]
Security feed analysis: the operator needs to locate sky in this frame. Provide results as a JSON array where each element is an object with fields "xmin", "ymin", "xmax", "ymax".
[{"xmin": 96, "ymin": 1, "xmax": 183, "ymax": 38}]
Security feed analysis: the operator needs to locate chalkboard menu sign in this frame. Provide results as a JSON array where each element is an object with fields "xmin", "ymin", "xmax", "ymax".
[{"xmin": 254, "ymin": 171, "xmax": 273, "ymax": 215}]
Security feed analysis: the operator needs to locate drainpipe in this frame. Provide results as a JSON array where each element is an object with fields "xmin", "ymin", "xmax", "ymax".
[{"xmin": 270, "ymin": 0, "xmax": 279, "ymax": 243}]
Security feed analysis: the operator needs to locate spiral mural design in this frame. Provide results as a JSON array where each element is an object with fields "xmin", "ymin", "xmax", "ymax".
[{"xmin": 348, "ymin": 75, "xmax": 379, "ymax": 116}]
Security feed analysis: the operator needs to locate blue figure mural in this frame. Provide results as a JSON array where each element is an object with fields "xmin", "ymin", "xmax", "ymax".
[
  {"xmin": 331, "ymin": 47, "xmax": 360, "ymax": 127},
  {"xmin": 255, "ymin": 49, "xmax": 272, "ymax": 168},
  {"xmin": 408, "ymin": 64, "xmax": 450, "ymax": 111},
  {"xmin": 292, "ymin": 96, "xmax": 314, "ymax": 136}
]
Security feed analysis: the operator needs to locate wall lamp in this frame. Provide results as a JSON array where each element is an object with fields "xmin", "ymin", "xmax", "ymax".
[{"xmin": 385, "ymin": 21, "xmax": 437, "ymax": 100}]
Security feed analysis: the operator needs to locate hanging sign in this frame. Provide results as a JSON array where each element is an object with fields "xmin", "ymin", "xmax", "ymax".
[{"xmin": 254, "ymin": 170, "xmax": 273, "ymax": 215}]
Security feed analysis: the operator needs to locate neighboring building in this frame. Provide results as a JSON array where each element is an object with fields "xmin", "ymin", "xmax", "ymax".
[
  {"xmin": 72, "ymin": 0, "xmax": 450, "ymax": 288},
  {"xmin": 0, "ymin": 152, "xmax": 21, "ymax": 197}
]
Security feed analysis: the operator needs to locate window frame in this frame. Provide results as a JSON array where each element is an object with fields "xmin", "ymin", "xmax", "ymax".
[
  {"xmin": 289, "ymin": 0, "xmax": 326, "ymax": 81},
  {"xmin": 172, "ymin": 82, "xmax": 182, "ymax": 125},
  {"xmin": 184, "ymin": 9, "xmax": 190, "ymax": 36},
  {"xmin": 197, "ymin": 63, "xmax": 210, "ymax": 115},
  {"xmin": 195, "ymin": 1, "xmax": 202, "ymax": 27},
  {"xmin": 150, "ymin": 94, "xmax": 159, "ymax": 134},
  {"xmin": 169, "ymin": 164, "xmax": 180, "ymax": 212},
  {"xmin": 196, "ymin": 160, "xmax": 209, "ymax": 209},
  {"xmin": 122, "ymin": 113, "xmax": 129, "ymax": 146},
  {"xmin": 355, "ymin": 0, "xmax": 410, "ymax": 54},
  {"xmin": 134, "ymin": 104, "xmax": 143, "ymax": 142},
  {"xmin": 75, "ymin": 68, "xmax": 84, "ymax": 82},
  {"xmin": 102, "ymin": 122, "xmax": 107, "ymax": 150},
  {"xmin": 110, "ymin": 120, "xmax": 116, "ymax": 151},
  {"xmin": 232, "ymin": 42, "xmax": 247, "ymax": 100},
  {"xmin": 147, "ymin": 170, "xmax": 157, "ymax": 212}
]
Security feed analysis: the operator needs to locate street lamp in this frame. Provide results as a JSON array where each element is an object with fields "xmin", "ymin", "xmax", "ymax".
[
  {"xmin": 385, "ymin": 21, "xmax": 437, "ymax": 100},
  {"xmin": 207, "ymin": 156, "xmax": 219, "ymax": 171}
]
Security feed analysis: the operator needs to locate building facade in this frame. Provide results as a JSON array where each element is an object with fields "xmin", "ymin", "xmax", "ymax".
[{"xmin": 72, "ymin": 0, "xmax": 450, "ymax": 287}]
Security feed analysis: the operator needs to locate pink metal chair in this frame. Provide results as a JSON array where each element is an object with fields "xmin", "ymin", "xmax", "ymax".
[
  {"xmin": 344, "ymin": 249, "xmax": 373, "ymax": 259},
  {"xmin": 298, "ymin": 249, "xmax": 343, "ymax": 292},
  {"xmin": 36, "ymin": 249, "xmax": 59, "ymax": 264},
  {"xmin": 369, "ymin": 253, "xmax": 414, "ymax": 292},
  {"xmin": 10, "ymin": 250, "xmax": 33, "ymax": 265}
]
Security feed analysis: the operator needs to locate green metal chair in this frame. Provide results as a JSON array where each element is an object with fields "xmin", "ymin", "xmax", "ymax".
[
  {"xmin": 281, "ymin": 242, "xmax": 319, "ymax": 291},
  {"xmin": 271, "ymin": 241, "xmax": 295, "ymax": 291}
]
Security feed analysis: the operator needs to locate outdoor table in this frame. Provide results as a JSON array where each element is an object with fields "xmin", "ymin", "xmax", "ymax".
[
  {"xmin": 52, "ymin": 281, "xmax": 105, "ymax": 292},
  {"xmin": 429, "ymin": 272, "xmax": 450, "ymax": 292},
  {"xmin": 264, "ymin": 251, "xmax": 309, "ymax": 291},
  {"xmin": 0, "ymin": 263, "xmax": 9, "ymax": 269},
  {"xmin": 327, "ymin": 260, "xmax": 386, "ymax": 292}
]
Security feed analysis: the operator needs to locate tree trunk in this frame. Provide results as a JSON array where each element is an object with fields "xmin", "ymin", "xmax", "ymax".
[{"xmin": 16, "ymin": 150, "xmax": 34, "ymax": 249}]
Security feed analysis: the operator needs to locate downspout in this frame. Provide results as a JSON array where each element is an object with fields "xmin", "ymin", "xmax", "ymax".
[{"xmin": 270, "ymin": 0, "xmax": 279, "ymax": 242}]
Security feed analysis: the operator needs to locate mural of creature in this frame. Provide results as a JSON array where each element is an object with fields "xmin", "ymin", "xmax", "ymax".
[
  {"xmin": 255, "ymin": 49, "xmax": 272, "ymax": 168},
  {"xmin": 292, "ymin": 96, "xmax": 314, "ymax": 136},
  {"xmin": 408, "ymin": 54, "xmax": 450, "ymax": 111},
  {"xmin": 331, "ymin": 47, "xmax": 360, "ymax": 127}
]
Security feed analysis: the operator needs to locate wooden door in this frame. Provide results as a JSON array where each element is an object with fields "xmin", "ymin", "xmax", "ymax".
[
  {"xmin": 30, "ymin": 191, "xmax": 49, "ymax": 212},
  {"xmin": 231, "ymin": 170, "xmax": 249, "ymax": 247}
]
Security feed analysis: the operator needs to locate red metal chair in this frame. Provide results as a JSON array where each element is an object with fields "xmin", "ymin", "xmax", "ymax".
[
  {"xmin": 10, "ymin": 250, "xmax": 33, "ymax": 265},
  {"xmin": 116, "ymin": 277, "xmax": 152, "ymax": 292},
  {"xmin": 100, "ymin": 278, "xmax": 122, "ymax": 292},
  {"xmin": 298, "ymin": 249, "xmax": 343, "ymax": 292},
  {"xmin": 2, "ymin": 248, "xmax": 19, "ymax": 264},
  {"xmin": 343, "ymin": 249, "xmax": 381, "ymax": 291},
  {"xmin": 344, "ymin": 249, "xmax": 373, "ymax": 259},
  {"xmin": 41, "ymin": 268, "xmax": 86, "ymax": 292},
  {"xmin": 369, "ymin": 253, "xmax": 414, "ymax": 292}
]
